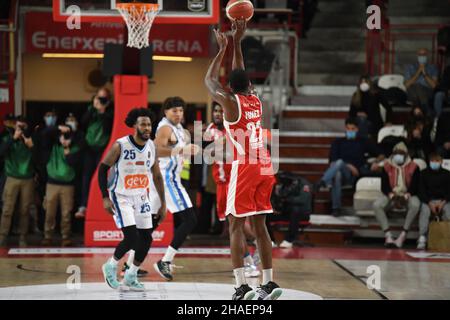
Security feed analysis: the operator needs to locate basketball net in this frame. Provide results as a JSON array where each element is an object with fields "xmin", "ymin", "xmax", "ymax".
[{"xmin": 117, "ymin": 3, "xmax": 160, "ymax": 49}]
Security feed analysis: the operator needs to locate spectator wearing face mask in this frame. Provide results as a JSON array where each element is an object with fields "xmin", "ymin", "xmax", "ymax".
[
  {"xmin": 35, "ymin": 110, "xmax": 59, "ymax": 213},
  {"xmin": 349, "ymin": 75, "xmax": 392, "ymax": 139},
  {"xmin": 0, "ymin": 117, "xmax": 35, "ymax": 247},
  {"xmin": 314, "ymin": 118, "xmax": 384, "ymax": 216},
  {"xmin": 417, "ymin": 152, "xmax": 450, "ymax": 250},
  {"xmin": 404, "ymin": 48, "xmax": 441, "ymax": 117},
  {"xmin": 75, "ymin": 88, "xmax": 114, "ymax": 219},
  {"xmin": 373, "ymin": 142, "xmax": 421, "ymax": 248},
  {"xmin": 41, "ymin": 121, "xmax": 82, "ymax": 247}
]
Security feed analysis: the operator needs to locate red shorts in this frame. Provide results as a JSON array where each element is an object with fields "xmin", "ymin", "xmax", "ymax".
[
  {"xmin": 225, "ymin": 160, "xmax": 275, "ymax": 217},
  {"xmin": 216, "ymin": 182, "xmax": 228, "ymax": 222}
]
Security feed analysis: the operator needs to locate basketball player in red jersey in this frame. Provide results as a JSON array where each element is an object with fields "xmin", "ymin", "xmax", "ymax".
[
  {"xmin": 204, "ymin": 103, "xmax": 232, "ymax": 224},
  {"xmin": 204, "ymin": 103, "xmax": 261, "ymax": 279},
  {"xmin": 205, "ymin": 20, "xmax": 282, "ymax": 300}
]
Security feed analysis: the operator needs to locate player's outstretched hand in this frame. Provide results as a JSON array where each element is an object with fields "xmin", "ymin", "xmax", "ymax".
[
  {"xmin": 213, "ymin": 29, "xmax": 228, "ymax": 51},
  {"xmin": 103, "ymin": 197, "xmax": 115, "ymax": 216},
  {"xmin": 231, "ymin": 19, "xmax": 247, "ymax": 41}
]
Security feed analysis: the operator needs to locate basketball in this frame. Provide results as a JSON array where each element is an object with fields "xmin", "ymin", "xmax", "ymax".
[{"xmin": 226, "ymin": 0, "xmax": 254, "ymax": 21}]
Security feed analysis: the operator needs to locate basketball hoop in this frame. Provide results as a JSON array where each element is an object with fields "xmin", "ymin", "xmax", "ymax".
[{"xmin": 116, "ymin": 2, "xmax": 160, "ymax": 49}]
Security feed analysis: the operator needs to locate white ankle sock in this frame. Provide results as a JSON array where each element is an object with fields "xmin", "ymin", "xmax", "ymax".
[
  {"xmin": 162, "ymin": 246, "xmax": 177, "ymax": 263},
  {"xmin": 128, "ymin": 264, "xmax": 139, "ymax": 275},
  {"xmin": 109, "ymin": 257, "xmax": 119, "ymax": 266},
  {"xmin": 233, "ymin": 268, "xmax": 246, "ymax": 287},
  {"xmin": 127, "ymin": 250, "xmax": 135, "ymax": 266},
  {"xmin": 243, "ymin": 254, "xmax": 254, "ymax": 266},
  {"xmin": 262, "ymin": 269, "xmax": 273, "ymax": 285}
]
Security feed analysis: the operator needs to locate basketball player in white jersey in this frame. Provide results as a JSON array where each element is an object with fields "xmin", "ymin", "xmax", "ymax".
[
  {"xmin": 153, "ymin": 97, "xmax": 201, "ymax": 281},
  {"xmin": 99, "ymin": 108, "xmax": 166, "ymax": 291},
  {"xmin": 205, "ymin": 20, "xmax": 283, "ymax": 300}
]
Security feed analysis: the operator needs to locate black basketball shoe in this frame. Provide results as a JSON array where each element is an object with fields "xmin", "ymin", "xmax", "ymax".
[
  {"xmin": 232, "ymin": 284, "xmax": 255, "ymax": 300},
  {"xmin": 153, "ymin": 259, "xmax": 173, "ymax": 281},
  {"xmin": 255, "ymin": 281, "xmax": 283, "ymax": 300}
]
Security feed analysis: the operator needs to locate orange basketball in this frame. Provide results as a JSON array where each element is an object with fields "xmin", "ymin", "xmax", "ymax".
[{"xmin": 226, "ymin": 0, "xmax": 254, "ymax": 21}]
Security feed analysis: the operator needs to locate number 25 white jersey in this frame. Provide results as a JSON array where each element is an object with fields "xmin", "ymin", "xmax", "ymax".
[{"xmin": 108, "ymin": 136, "xmax": 156, "ymax": 196}]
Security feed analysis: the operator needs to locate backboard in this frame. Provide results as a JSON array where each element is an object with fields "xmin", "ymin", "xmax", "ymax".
[{"xmin": 53, "ymin": 0, "xmax": 220, "ymax": 24}]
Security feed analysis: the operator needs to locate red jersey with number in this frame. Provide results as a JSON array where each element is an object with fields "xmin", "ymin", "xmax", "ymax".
[{"xmin": 223, "ymin": 93, "xmax": 275, "ymax": 217}]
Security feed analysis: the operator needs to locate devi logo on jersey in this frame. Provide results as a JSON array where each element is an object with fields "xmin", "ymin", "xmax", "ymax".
[{"xmin": 125, "ymin": 174, "xmax": 149, "ymax": 189}]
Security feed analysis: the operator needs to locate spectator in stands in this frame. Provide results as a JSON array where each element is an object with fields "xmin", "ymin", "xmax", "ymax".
[
  {"xmin": 41, "ymin": 117, "xmax": 83, "ymax": 247},
  {"xmin": 349, "ymin": 75, "xmax": 391, "ymax": 140},
  {"xmin": 404, "ymin": 48, "xmax": 440, "ymax": 117},
  {"xmin": 0, "ymin": 117, "xmax": 35, "ymax": 247},
  {"xmin": 75, "ymin": 88, "xmax": 114, "ymax": 219},
  {"xmin": 315, "ymin": 118, "xmax": 384, "ymax": 216},
  {"xmin": 373, "ymin": 142, "xmax": 421, "ymax": 248},
  {"xmin": 405, "ymin": 106, "xmax": 432, "ymax": 134},
  {"xmin": 435, "ymin": 111, "xmax": 450, "ymax": 159},
  {"xmin": 405, "ymin": 120, "xmax": 433, "ymax": 162},
  {"xmin": 417, "ymin": 152, "xmax": 450, "ymax": 250}
]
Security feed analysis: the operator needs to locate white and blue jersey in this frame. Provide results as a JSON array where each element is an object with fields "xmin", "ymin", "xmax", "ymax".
[
  {"xmin": 108, "ymin": 136, "xmax": 158, "ymax": 229},
  {"xmin": 156, "ymin": 117, "xmax": 193, "ymax": 213}
]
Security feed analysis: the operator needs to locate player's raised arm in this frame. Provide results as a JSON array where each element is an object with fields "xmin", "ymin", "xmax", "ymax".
[
  {"xmin": 205, "ymin": 29, "xmax": 239, "ymax": 122},
  {"xmin": 231, "ymin": 19, "xmax": 246, "ymax": 70},
  {"xmin": 205, "ymin": 29, "xmax": 229, "ymax": 104},
  {"xmin": 98, "ymin": 142, "xmax": 121, "ymax": 214}
]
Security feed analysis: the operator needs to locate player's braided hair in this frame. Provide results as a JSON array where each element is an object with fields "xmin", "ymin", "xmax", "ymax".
[{"xmin": 125, "ymin": 107, "xmax": 153, "ymax": 128}]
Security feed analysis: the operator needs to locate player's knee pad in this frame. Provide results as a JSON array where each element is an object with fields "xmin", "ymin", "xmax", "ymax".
[
  {"xmin": 121, "ymin": 225, "xmax": 138, "ymax": 249},
  {"xmin": 182, "ymin": 208, "xmax": 198, "ymax": 231},
  {"xmin": 137, "ymin": 228, "xmax": 153, "ymax": 244},
  {"xmin": 135, "ymin": 228, "xmax": 152, "ymax": 263}
]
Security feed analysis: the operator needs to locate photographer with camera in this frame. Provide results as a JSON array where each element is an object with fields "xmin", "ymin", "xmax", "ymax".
[
  {"xmin": 271, "ymin": 172, "xmax": 312, "ymax": 249},
  {"xmin": 373, "ymin": 142, "xmax": 421, "ymax": 248},
  {"xmin": 0, "ymin": 116, "xmax": 35, "ymax": 247},
  {"xmin": 75, "ymin": 87, "xmax": 114, "ymax": 219},
  {"xmin": 41, "ymin": 115, "xmax": 83, "ymax": 247}
]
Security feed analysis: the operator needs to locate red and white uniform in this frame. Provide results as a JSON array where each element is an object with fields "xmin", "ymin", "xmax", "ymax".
[
  {"xmin": 204, "ymin": 123, "xmax": 231, "ymax": 221},
  {"xmin": 223, "ymin": 93, "xmax": 275, "ymax": 218}
]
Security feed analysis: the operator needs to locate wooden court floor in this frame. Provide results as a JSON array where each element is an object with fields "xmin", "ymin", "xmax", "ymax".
[{"xmin": 1, "ymin": 247, "xmax": 449, "ymax": 300}]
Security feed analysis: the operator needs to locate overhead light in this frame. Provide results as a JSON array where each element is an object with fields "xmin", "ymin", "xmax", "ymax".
[
  {"xmin": 42, "ymin": 53, "xmax": 104, "ymax": 59},
  {"xmin": 42, "ymin": 53, "xmax": 193, "ymax": 62},
  {"xmin": 153, "ymin": 55, "xmax": 192, "ymax": 62}
]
